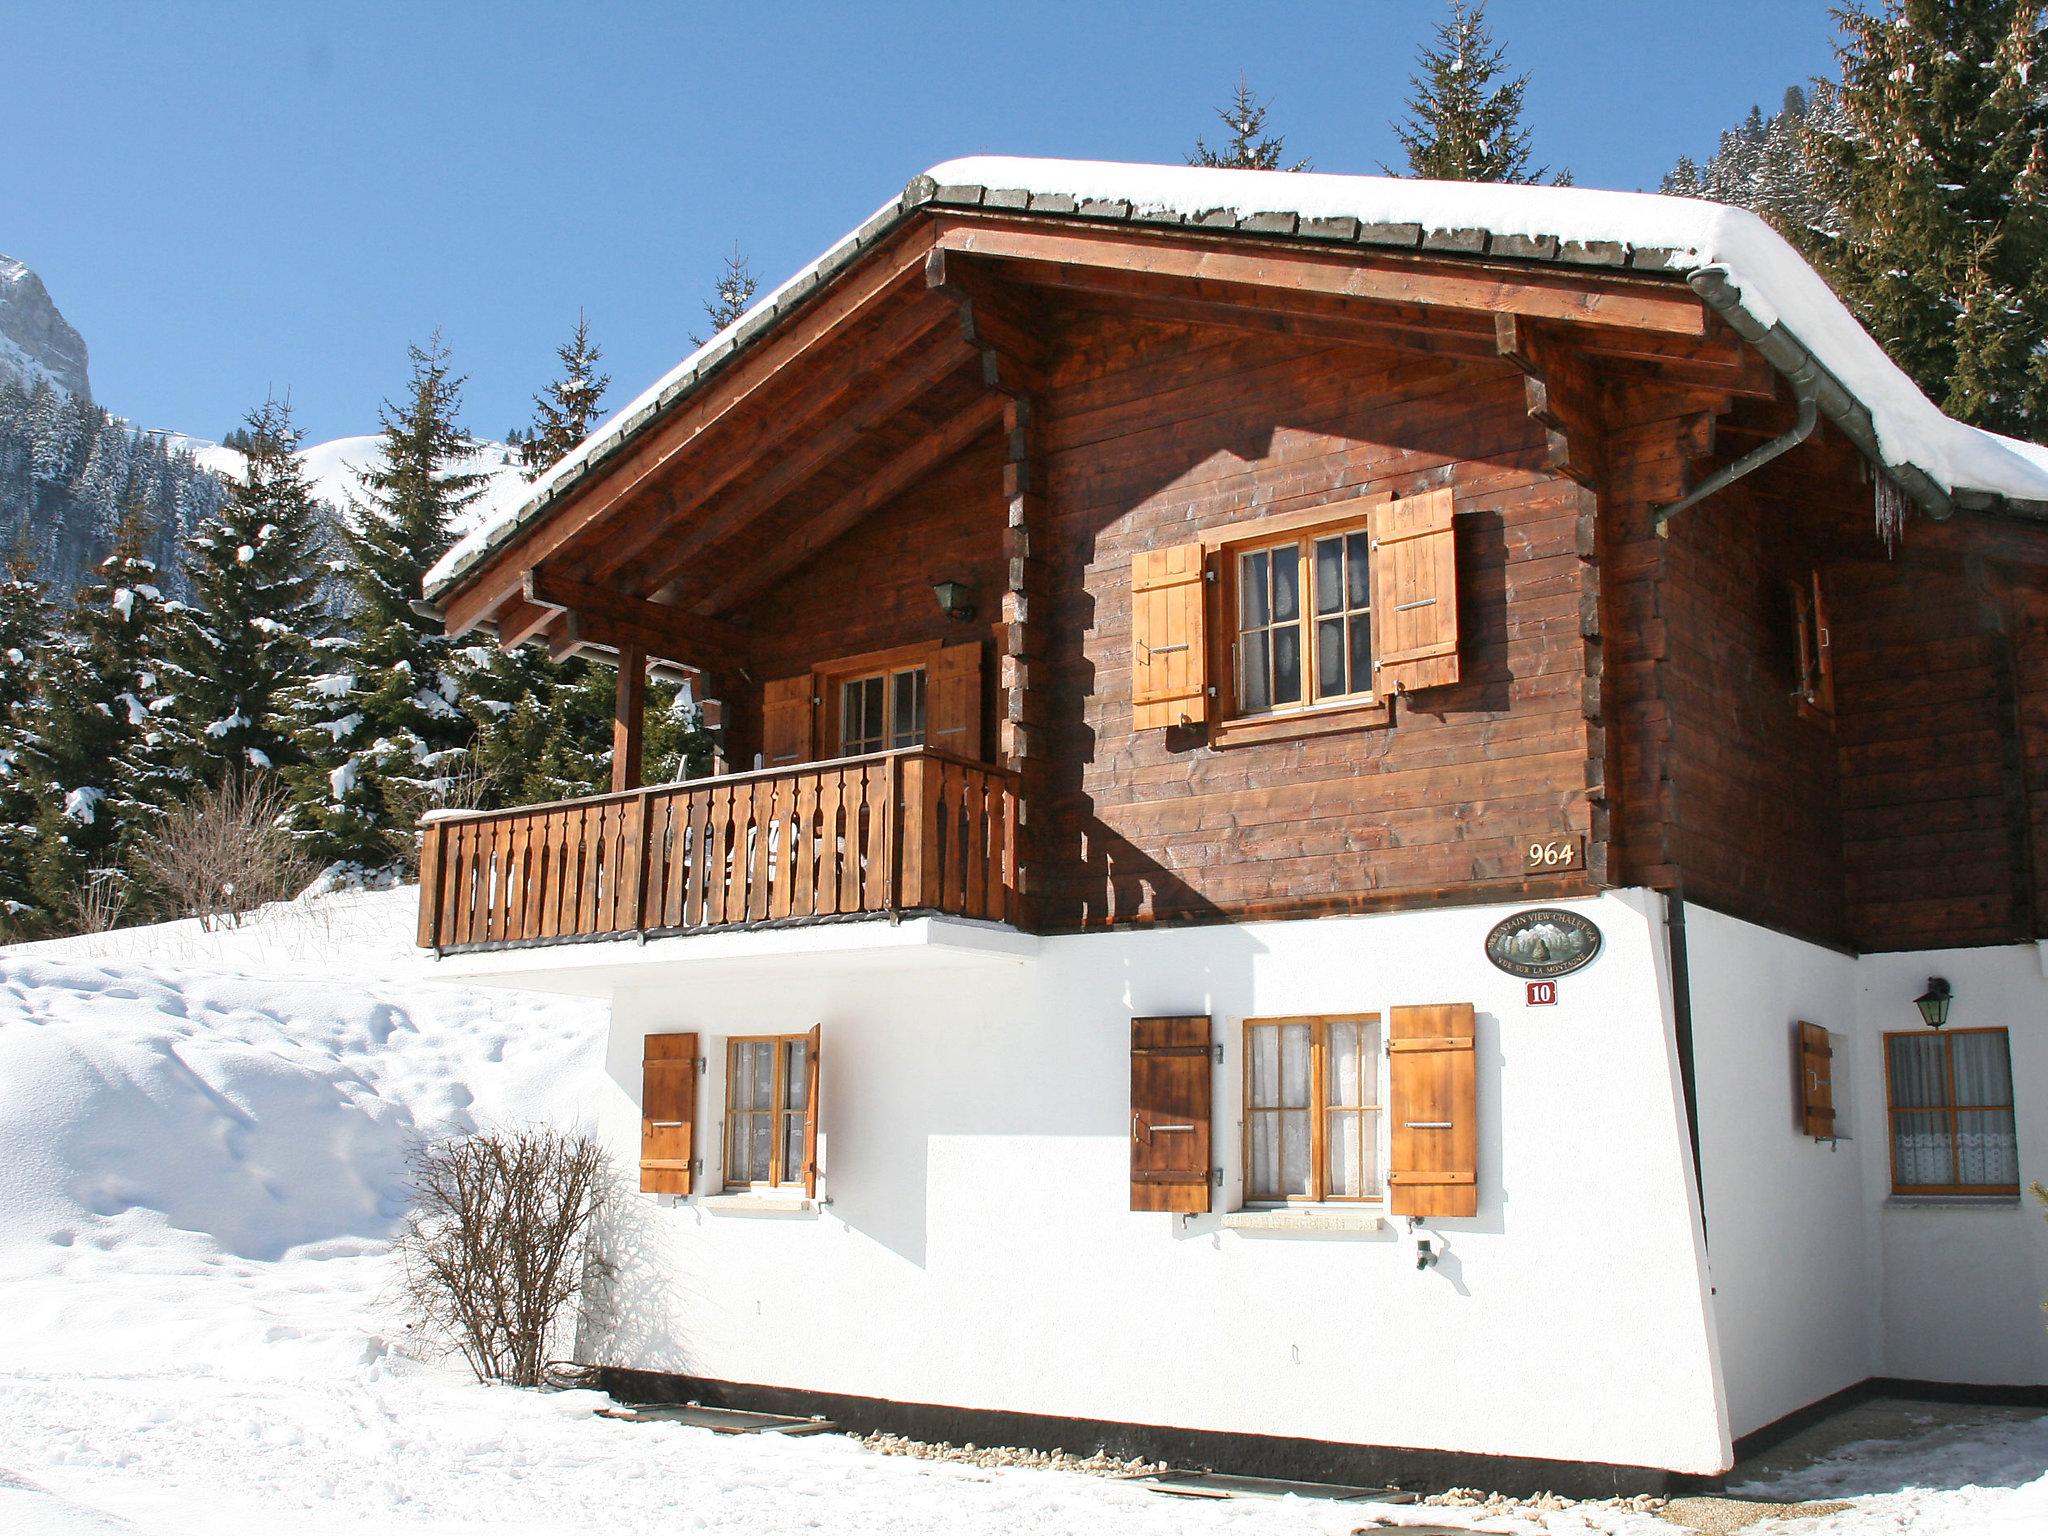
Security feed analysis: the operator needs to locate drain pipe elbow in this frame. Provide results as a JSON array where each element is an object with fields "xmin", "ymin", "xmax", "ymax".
[{"xmin": 1653, "ymin": 365, "xmax": 1820, "ymax": 538}]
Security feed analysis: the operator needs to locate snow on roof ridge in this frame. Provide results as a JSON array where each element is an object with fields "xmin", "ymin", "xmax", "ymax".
[{"xmin": 425, "ymin": 155, "xmax": 2048, "ymax": 601}]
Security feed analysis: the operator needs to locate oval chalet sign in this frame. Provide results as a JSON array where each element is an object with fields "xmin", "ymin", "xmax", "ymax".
[{"xmin": 1484, "ymin": 908, "xmax": 1602, "ymax": 979}]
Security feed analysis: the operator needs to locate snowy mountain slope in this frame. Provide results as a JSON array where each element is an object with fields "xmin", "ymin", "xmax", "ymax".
[{"xmin": 0, "ymin": 254, "xmax": 90, "ymax": 401}]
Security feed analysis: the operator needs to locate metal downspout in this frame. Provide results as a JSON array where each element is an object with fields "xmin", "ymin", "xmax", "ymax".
[{"xmin": 1653, "ymin": 363, "xmax": 1821, "ymax": 537}]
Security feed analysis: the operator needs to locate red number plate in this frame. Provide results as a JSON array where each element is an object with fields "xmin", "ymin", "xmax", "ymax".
[{"xmin": 1527, "ymin": 980, "xmax": 1558, "ymax": 1006}]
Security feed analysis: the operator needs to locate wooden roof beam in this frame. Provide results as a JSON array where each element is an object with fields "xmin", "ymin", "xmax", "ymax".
[
  {"xmin": 623, "ymin": 334, "xmax": 979, "ymax": 598},
  {"xmin": 524, "ymin": 564, "xmax": 743, "ymax": 672},
  {"xmin": 1042, "ymin": 280, "xmax": 1502, "ymax": 362},
  {"xmin": 1496, "ymin": 314, "xmax": 1607, "ymax": 490},
  {"xmin": 574, "ymin": 293, "xmax": 965, "ymax": 586},
  {"xmin": 441, "ymin": 221, "xmax": 940, "ymax": 638},
  {"xmin": 924, "ymin": 247, "xmax": 1048, "ymax": 399},
  {"xmin": 693, "ymin": 389, "xmax": 1007, "ymax": 615},
  {"xmin": 932, "ymin": 216, "xmax": 1709, "ymax": 336}
]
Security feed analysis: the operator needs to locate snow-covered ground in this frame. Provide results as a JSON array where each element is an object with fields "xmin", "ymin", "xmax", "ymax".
[{"xmin": 0, "ymin": 892, "xmax": 2042, "ymax": 1534}]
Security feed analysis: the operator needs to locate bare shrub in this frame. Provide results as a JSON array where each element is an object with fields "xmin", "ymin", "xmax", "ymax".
[
  {"xmin": 67, "ymin": 865, "xmax": 132, "ymax": 934},
  {"xmin": 133, "ymin": 775, "xmax": 313, "ymax": 930},
  {"xmin": 396, "ymin": 1128, "xmax": 615, "ymax": 1387}
]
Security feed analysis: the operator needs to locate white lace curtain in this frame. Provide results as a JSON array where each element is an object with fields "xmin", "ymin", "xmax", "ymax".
[{"xmin": 1888, "ymin": 1030, "xmax": 2018, "ymax": 1190}]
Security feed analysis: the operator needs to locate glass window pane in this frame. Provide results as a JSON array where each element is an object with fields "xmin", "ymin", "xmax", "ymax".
[
  {"xmin": 1271, "ymin": 545, "xmax": 1299, "ymax": 623},
  {"xmin": 779, "ymin": 1112, "xmax": 806, "ymax": 1185},
  {"xmin": 1326, "ymin": 1108, "xmax": 1363, "ymax": 1198},
  {"xmin": 783, "ymin": 1040, "xmax": 809, "ymax": 1109},
  {"xmin": 748, "ymin": 1116, "xmax": 771, "ymax": 1183},
  {"xmin": 1240, "ymin": 631, "xmax": 1271, "ymax": 712},
  {"xmin": 891, "ymin": 669, "xmax": 926, "ymax": 749},
  {"xmin": 1951, "ymin": 1032, "xmax": 2014, "ymax": 1107},
  {"xmin": 1956, "ymin": 1108, "xmax": 2019, "ymax": 1186},
  {"xmin": 1346, "ymin": 532, "xmax": 1371, "ymax": 609},
  {"xmin": 1314, "ymin": 536, "xmax": 1344, "ymax": 615},
  {"xmin": 1240, "ymin": 551, "xmax": 1270, "ymax": 627},
  {"xmin": 1279, "ymin": 1022, "xmax": 1311, "ymax": 1108},
  {"xmin": 1887, "ymin": 1034, "xmax": 1950, "ymax": 1110},
  {"xmin": 1326, "ymin": 1022, "xmax": 1361, "ymax": 1108},
  {"xmin": 1248, "ymin": 1026, "xmax": 1279, "ymax": 1109},
  {"xmin": 1250, "ymin": 1114, "xmax": 1279, "ymax": 1197},
  {"xmin": 1349, "ymin": 614, "xmax": 1373, "ymax": 695},
  {"xmin": 1891, "ymin": 1109, "xmax": 1954, "ymax": 1187},
  {"xmin": 1273, "ymin": 625, "xmax": 1301, "ymax": 706},
  {"xmin": 1278, "ymin": 1108, "xmax": 1312, "ymax": 1197},
  {"xmin": 1317, "ymin": 618, "xmax": 1346, "ymax": 698}
]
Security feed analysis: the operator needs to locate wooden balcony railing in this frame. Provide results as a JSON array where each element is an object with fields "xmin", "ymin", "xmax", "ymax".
[{"xmin": 416, "ymin": 747, "xmax": 1019, "ymax": 952}]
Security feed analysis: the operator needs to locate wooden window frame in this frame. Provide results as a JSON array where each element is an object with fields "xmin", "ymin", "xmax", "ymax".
[
  {"xmin": 1881, "ymin": 1026, "xmax": 2019, "ymax": 1197},
  {"xmin": 811, "ymin": 640, "xmax": 943, "ymax": 759},
  {"xmin": 723, "ymin": 1033, "xmax": 812, "ymax": 1191},
  {"xmin": 1792, "ymin": 568, "xmax": 1835, "ymax": 723},
  {"xmin": 1201, "ymin": 498, "xmax": 1394, "ymax": 748},
  {"xmin": 1240, "ymin": 1013, "xmax": 1383, "ymax": 1206}
]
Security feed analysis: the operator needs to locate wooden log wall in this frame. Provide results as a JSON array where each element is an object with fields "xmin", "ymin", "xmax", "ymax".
[{"xmin": 1031, "ymin": 315, "xmax": 1599, "ymax": 928}]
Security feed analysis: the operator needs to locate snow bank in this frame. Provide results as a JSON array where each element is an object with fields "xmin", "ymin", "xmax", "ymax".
[
  {"xmin": 0, "ymin": 897, "xmax": 613, "ymax": 1377},
  {"xmin": 427, "ymin": 155, "xmax": 2048, "ymax": 601}
]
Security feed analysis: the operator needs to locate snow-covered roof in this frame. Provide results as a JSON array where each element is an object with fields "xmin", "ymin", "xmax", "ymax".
[{"xmin": 424, "ymin": 155, "xmax": 2048, "ymax": 600}]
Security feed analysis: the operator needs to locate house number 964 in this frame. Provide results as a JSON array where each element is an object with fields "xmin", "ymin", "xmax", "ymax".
[{"xmin": 1524, "ymin": 837, "xmax": 1583, "ymax": 873}]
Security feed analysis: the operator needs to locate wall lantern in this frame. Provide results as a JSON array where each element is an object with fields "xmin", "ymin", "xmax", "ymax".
[
  {"xmin": 1913, "ymin": 976, "xmax": 1954, "ymax": 1029},
  {"xmin": 931, "ymin": 579, "xmax": 977, "ymax": 623}
]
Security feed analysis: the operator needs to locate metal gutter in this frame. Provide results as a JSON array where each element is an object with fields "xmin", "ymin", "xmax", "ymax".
[
  {"xmin": 1653, "ymin": 363, "xmax": 1820, "ymax": 536},
  {"xmin": 1681, "ymin": 267, "xmax": 1954, "ymax": 523}
]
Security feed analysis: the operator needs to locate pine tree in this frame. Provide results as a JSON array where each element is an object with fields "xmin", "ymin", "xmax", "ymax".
[
  {"xmin": 1392, "ymin": 0, "xmax": 1557, "ymax": 184},
  {"xmin": 1190, "ymin": 77, "xmax": 1309, "ymax": 171},
  {"xmin": 691, "ymin": 247, "xmax": 760, "ymax": 347},
  {"xmin": 1663, "ymin": 85, "xmax": 1846, "ymax": 247},
  {"xmin": 1799, "ymin": 1, "xmax": 2048, "ymax": 437},
  {"xmin": 169, "ymin": 397, "xmax": 332, "ymax": 787},
  {"xmin": 518, "ymin": 314, "xmax": 611, "ymax": 474},
  {"xmin": 16, "ymin": 509, "xmax": 180, "ymax": 924},
  {"xmin": 0, "ymin": 538, "xmax": 53, "ymax": 930},
  {"xmin": 284, "ymin": 335, "xmax": 487, "ymax": 876}
]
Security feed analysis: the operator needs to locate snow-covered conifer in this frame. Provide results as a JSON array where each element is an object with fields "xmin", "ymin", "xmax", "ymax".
[
  {"xmin": 284, "ymin": 335, "xmax": 487, "ymax": 877},
  {"xmin": 690, "ymin": 249, "xmax": 760, "ymax": 348},
  {"xmin": 517, "ymin": 315, "xmax": 610, "ymax": 475},
  {"xmin": 169, "ymin": 397, "xmax": 332, "ymax": 787},
  {"xmin": 1190, "ymin": 77, "xmax": 1308, "ymax": 171},
  {"xmin": 1392, "ymin": 0, "xmax": 1556, "ymax": 184}
]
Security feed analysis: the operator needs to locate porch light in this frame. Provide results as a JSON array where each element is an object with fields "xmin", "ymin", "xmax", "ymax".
[
  {"xmin": 931, "ymin": 579, "xmax": 977, "ymax": 623},
  {"xmin": 1913, "ymin": 977, "xmax": 1954, "ymax": 1030}
]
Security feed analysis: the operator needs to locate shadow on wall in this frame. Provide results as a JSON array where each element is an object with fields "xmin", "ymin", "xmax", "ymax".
[{"xmin": 578, "ymin": 1172, "xmax": 696, "ymax": 1376}]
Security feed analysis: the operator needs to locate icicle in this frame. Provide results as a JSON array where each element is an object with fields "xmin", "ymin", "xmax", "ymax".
[{"xmin": 1874, "ymin": 469, "xmax": 1910, "ymax": 555}]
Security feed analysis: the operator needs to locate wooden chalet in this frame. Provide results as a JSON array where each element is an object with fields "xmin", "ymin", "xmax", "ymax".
[{"xmin": 418, "ymin": 159, "xmax": 2048, "ymax": 1490}]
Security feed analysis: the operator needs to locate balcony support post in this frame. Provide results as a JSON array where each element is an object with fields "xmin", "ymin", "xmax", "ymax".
[{"xmin": 612, "ymin": 645, "xmax": 646, "ymax": 793}]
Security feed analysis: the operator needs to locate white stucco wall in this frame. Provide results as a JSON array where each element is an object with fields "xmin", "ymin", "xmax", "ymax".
[
  {"xmin": 1681, "ymin": 905, "xmax": 2048, "ymax": 1440},
  {"xmin": 557, "ymin": 892, "xmax": 1729, "ymax": 1475},
  {"xmin": 1682, "ymin": 906, "xmax": 1875, "ymax": 1439},
  {"xmin": 1853, "ymin": 944, "xmax": 2048, "ymax": 1387}
]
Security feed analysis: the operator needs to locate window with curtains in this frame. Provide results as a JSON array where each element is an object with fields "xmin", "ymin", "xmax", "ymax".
[
  {"xmin": 724, "ymin": 1035, "xmax": 811, "ymax": 1189},
  {"xmin": 1232, "ymin": 523, "xmax": 1374, "ymax": 717},
  {"xmin": 1884, "ymin": 1029, "xmax": 2020, "ymax": 1195},
  {"xmin": 1242, "ymin": 1016, "xmax": 1382, "ymax": 1203},
  {"xmin": 838, "ymin": 666, "xmax": 926, "ymax": 756}
]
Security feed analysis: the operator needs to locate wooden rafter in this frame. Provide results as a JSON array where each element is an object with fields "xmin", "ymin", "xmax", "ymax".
[
  {"xmin": 693, "ymin": 390, "xmax": 1006, "ymax": 614},
  {"xmin": 441, "ymin": 222, "xmax": 940, "ymax": 637},
  {"xmin": 932, "ymin": 216, "xmax": 1709, "ymax": 336},
  {"xmin": 620, "ymin": 332, "xmax": 978, "ymax": 596},
  {"xmin": 524, "ymin": 564, "xmax": 746, "ymax": 672},
  {"xmin": 1495, "ymin": 313, "xmax": 1607, "ymax": 490}
]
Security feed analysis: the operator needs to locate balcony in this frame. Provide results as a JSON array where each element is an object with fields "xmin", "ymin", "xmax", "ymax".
[{"xmin": 416, "ymin": 748, "xmax": 1018, "ymax": 953}]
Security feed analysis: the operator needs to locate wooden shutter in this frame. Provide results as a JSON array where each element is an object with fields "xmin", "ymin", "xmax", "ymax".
[
  {"xmin": 1129, "ymin": 1015, "xmax": 1213, "ymax": 1212},
  {"xmin": 1369, "ymin": 488, "xmax": 1461, "ymax": 694},
  {"xmin": 927, "ymin": 641, "xmax": 983, "ymax": 760},
  {"xmin": 1809, "ymin": 572, "xmax": 1835, "ymax": 716},
  {"xmin": 640, "ymin": 1032, "xmax": 698, "ymax": 1195},
  {"xmin": 761, "ymin": 674, "xmax": 813, "ymax": 767},
  {"xmin": 801, "ymin": 1022, "xmax": 822, "ymax": 1199},
  {"xmin": 1797, "ymin": 1021, "xmax": 1835, "ymax": 1138},
  {"xmin": 1388, "ymin": 1003, "xmax": 1477, "ymax": 1217},
  {"xmin": 1130, "ymin": 543, "xmax": 1208, "ymax": 729}
]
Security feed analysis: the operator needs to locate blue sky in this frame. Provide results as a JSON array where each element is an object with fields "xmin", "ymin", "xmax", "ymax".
[{"xmin": 4, "ymin": 1, "xmax": 1844, "ymax": 447}]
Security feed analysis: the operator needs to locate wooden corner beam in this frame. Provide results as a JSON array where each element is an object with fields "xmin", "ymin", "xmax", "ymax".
[{"xmin": 525, "ymin": 564, "xmax": 741, "ymax": 672}]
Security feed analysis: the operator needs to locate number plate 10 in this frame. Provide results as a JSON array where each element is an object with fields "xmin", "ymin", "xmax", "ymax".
[{"xmin": 1524, "ymin": 836, "xmax": 1584, "ymax": 874}]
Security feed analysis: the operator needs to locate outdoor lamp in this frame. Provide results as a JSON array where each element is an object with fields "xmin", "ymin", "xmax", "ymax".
[
  {"xmin": 1913, "ymin": 977, "xmax": 1953, "ymax": 1029},
  {"xmin": 932, "ymin": 579, "xmax": 977, "ymax": 623}
]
